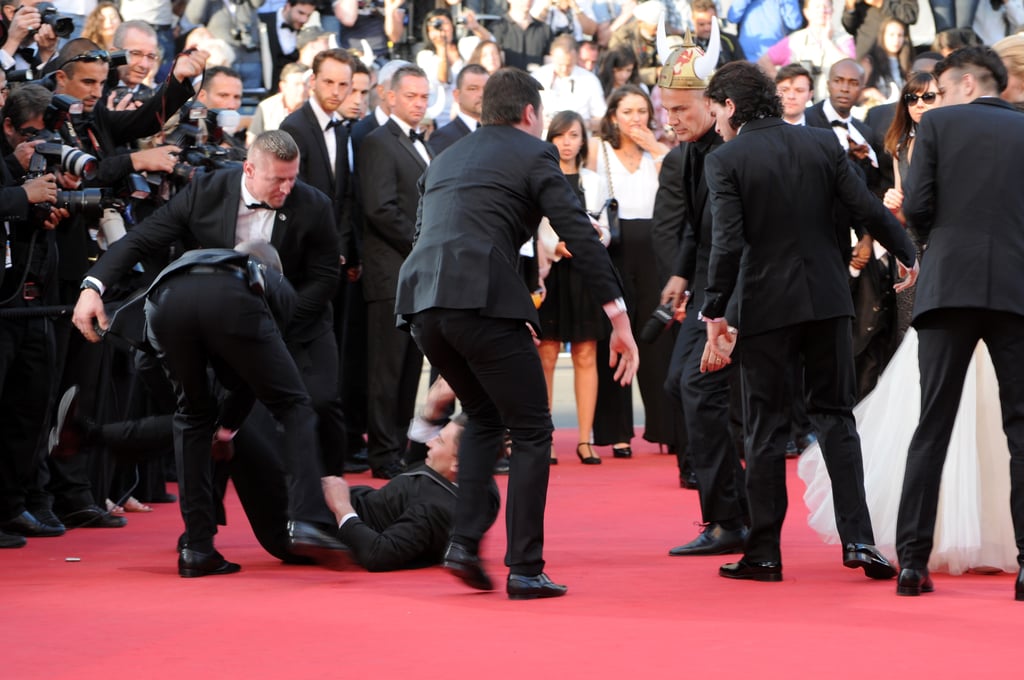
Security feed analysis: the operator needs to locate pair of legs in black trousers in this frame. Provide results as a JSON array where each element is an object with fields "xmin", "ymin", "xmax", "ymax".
[
  {"xmin": 897, "ymin": 309, "xmax": 1024, "ymax": 569},
  {"xmin": 667, "ymin": 313, "xmax": 747, "ymax": 525},
  {"xmin": 410, "ymin": 308, "xmax": 551, "ymax": 576},
  {"xmin": 145, "ymin": 273, "xmax": 331, "ymax": 553},
  {"xmin": 739, "ymin": 316, "xmax": 875, "ymax": 564}
]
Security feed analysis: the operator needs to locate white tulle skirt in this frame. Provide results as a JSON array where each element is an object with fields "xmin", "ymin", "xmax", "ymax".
[{"xmin": 798, "ymin": 329, "xmax": 1018, "ymax": 574}]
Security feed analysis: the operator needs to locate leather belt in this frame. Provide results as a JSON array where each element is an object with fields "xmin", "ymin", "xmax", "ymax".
[{"xmin": 188, "ymin": 264, "xmax": 246, "ymax": 282}]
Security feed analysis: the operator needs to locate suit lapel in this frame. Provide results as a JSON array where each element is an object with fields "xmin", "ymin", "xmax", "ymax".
[
  {"xmin": 304, "ymin": 104, "xmax": 334, "ymax": 185},
  {"xmin": 388, "ymin": 119, "xmax": 429, "ymax": 170}
]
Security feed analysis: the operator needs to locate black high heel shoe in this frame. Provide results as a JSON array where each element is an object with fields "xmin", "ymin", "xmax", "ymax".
[
  {"xmin": 576, "ymin": 443, "xmax": 602, "ymax": 465},
  {"xmin": 613, "ymin": 445, "xmax": 633, "ymax": 459}
]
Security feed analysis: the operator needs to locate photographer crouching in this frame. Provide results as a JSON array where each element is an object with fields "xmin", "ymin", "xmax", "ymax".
[{"xmin": 0, "ymin": 79, "xmax": 73, "ymax": 546}]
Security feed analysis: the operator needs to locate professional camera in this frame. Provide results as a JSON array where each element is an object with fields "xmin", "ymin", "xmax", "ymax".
[
  {"xmin": 430, "ymin": 18, "xmax": 446, "ymax": 29},
  {"xmin": 229, "ymin": 26, "xmax": 258, "ymax": 51},
  {"xmin": 110, "ymin": 84, "xmax": 155, "ymax": 108},
  {"xmin": 638, "ymin": 302, "xmax": 678, "ymax": 344},
  {"xmin": 33, "ymin": 2, "xmax": 74, "ymax": 39},
  {"xmin": 150, "ymin": 102, "xmax": 243, "ymax": 192}
]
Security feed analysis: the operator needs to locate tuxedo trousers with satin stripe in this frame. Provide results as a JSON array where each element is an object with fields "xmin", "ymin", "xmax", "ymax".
[
  {"xmin": 410, "ymin": 308, "xmax": 552, "ymax": 576},
  {"xmin": 739, "ymin": 316, "xmax": 875, "ymax": 563}
]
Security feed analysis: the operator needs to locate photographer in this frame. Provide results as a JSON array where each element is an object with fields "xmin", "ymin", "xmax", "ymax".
[
  {"xmin": 1, "ymin": 0, "xmax": 64, "ymax": 73},
  {"xmin": 0, "ymin": 82, "xmax": 71, "ymax": 546},
  {"xmin": 105, "ymin": 20, "xmax": 160, "ymax": 109},
  {"xmin": 415, "ymin": 9, "xmax": 461, "ymax": 126}
]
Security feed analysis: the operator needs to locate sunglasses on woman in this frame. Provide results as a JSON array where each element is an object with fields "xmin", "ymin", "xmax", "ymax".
[{"xmin": 904, "ymin": 92, "xmax": 938, "ymax": 105}]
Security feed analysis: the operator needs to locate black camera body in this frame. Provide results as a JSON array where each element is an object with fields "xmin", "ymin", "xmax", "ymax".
[
  {"xmin": 638, "ymin": 302, "xmax": 677, "ymax": 344},
  {"xmin": 34, "ymin": 2, "xmax": 74, "ymax": 39}
]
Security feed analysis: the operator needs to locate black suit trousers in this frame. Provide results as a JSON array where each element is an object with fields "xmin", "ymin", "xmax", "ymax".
[
  {"xmin": 145, "ymin": 273, "xmax": 328, "ymax": 551},
  {"xmin": 897, "ymin": 309, "xmax": 1024, "ymax": 568},
  {"xmin": 366, "ymin": 298, "xmax": 423, "ymax": 468},
  {"xmin": 410, "ymin": 308, "xmax": 552, "ymax": 576},
  {"xmin": 672, "ymin": 313, "xmax": 747, "ymax": 524},
  {"xmin": 740, "ymin": 317, "xmax": 874, "ymax": 563}
]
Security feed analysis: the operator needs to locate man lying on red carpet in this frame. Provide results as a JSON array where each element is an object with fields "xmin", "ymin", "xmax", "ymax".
[{"xmin": 322, "ymin": 377, "xmax": 500, "ymax": 571}]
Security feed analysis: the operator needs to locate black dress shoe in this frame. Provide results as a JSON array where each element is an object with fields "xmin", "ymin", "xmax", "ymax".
[
  {"xmin": 612, "ymin": 445, "xmax": 632, "ymax": 459},
  {"xmin": 2, "ymin": 510, "xmax": 65, "ymax": 537},
  {"xmin": 896, "ymin": 568, "xmax": 934, "ymax": 596},
  {"xmin": 1016, "ymin": 568, "xmax": 1024, "ymax": 602},
  {"xmin": 843, "ymin": 543, "xmax": 897, "ymax": 580},
  {"xmin": 680, "ymin": 471, "xmax": 700, "ymax": 490},
  {"xmin": 507, "ymin": 573, "xmax": 568, "ymax": 600},
  {"xmin": 178, "ymin": 548, "xmax": 242, "ymax": 578},
  {"xmin": 719, "ymin": 558, "xmax": 783, "ymax": 582},
  {"xmin": 26, "ymin": 507, "xmax": 66, "ymax": 533},
  {"xmin": 351, "ymin": 447, "xmax": 369, "ymax": 463},
  {"xmin": 669, "ymin": 523, "xmax": 749, "ymax": 556},
  {"xmin": 287, "ymin": 521, "xmax": 354, "ymax": 569},
  {"xmin": 0, "ymin": 530, "xmax": 27, "ymax": 548},
  {"xmin": 442, "ymin": 542, "xmax": 494, "ymax": 591},
  {"xmin": 59, "ymin": 505, "xmax": 127, "ymax": 529}
]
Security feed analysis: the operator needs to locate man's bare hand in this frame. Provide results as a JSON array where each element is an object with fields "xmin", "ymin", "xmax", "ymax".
[
  {"xmin": 424, "ymin": 375, "xmax": 456, "ymax": 419},
  {"xmin": 72, "ymin": 288, "xmax": 109, "ymax": 342},
  {"xmin": 894, "ymin": 258, "xmax": 919, "ymax": 293},
  {"xmin": 5, "ymin": 6, "xmax": 41, "ymax": 49},
  {"xmin": 321, "ymin": 476, "xmax": 354, "ymax": 524},
  {"xmin": 660, "ymin": 275, "xmax": 689, "ymax": 321},
  {"xmin": 131, "ymin": 145, "xmax": 181, "ymax": 172},
  {"xmin": 22, "ymin": 173, "xmax": 58, "ymax": 204},
  {"xmin": 608, "ymin": 317, "xmax": 639, "ymax": 386},
  {"xmin": 173, "ymin": 48, "xmax": 209, "ymax": 82},
  {"xmin": 700, "ymin": 319, "xmax": 734, "ymax": 373},
  {"xmin": 42, "ymin": 207, "xmax": 69, "ymax": 230},
  {"xmin": 850, "ymin": 235, "xmax": 872, "ymax": 270}
]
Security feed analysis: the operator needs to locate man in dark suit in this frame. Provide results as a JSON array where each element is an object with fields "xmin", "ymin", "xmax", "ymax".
[
  {"xmin": 427, "ymin": 64, "xmax": 489, "ymax": 157},
  {"xmin": 350, "ymin": 60, "xmax": 411, "ymax": 155},
  {"xmin": 278, "ymin": 48, "xmax": 357, "ymax": 476},
  {"xmin": 652, "ymin": 33, "xmax": 749, "ymax": 557},
  {"xmin": 895, "ymin": 47, "xmax": 1024, "ymax": 600},
  {"xmin": 357, "ymin": 64, "xmax": 431, "ymax": 480},
  {"xmin": 699, "ymin": 62, "xmax": 917, "ymax": 583},
  {"xmin": 258, "ymin": 0, "xmax": 316, "ymax": 90},
  {"xmin": 395, "ymin": 68, "xmax": 640, "ymax": 599},
  {"xmin": 320, "ymin": 377, "xmax": 500, "ymax": 571},
  {"xmin": 71, "ymin": 131, "xmax": 349, "ymax": 575}
]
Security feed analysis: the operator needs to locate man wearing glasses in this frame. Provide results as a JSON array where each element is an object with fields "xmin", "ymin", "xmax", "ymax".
[{"xmin": 108, "ymin": 20, "xmax": 161, "ymax": 108}]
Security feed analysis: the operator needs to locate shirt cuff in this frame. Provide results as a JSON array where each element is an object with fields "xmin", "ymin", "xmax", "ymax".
[
  {"xmin": 408, "ymin": 416, "xmax": 443, "ymax": 444},
  {"xmin": 338, "ymin": 512, "xmax": 359, "ymax": 529},
  {"xmin": 83, "ymin": 275, "xmax": 106, "ymax": 295},
  {"xmin": 602, "ymin": 297, "xmax": 627, "ymax": 320}
]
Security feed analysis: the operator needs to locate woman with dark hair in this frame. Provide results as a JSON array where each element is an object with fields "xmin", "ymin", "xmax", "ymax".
[
  {"xmin": 860, "ymin": 18, "xmax": 913, "ymax": 105},
  {"xmin": 597, "ymin": 46, "xmax": 643, "ymax": 98},
  {"xmin": 536, "ymin": 111, "xmax": 610, "ymax": 464},
  {"xmin": 586, "ymin": 85, "xmax": 676, "ymax": 459},
  {"xmin": 881, "ymin": 72, "xmax": 939, "ymax": 230},
  {"xmin": 82, "ymin": 2, "xmax": 122, "ymax": 51},
  {"xmin": 415, "ymin": 9, "xmax": 463, "ymax": 126}
]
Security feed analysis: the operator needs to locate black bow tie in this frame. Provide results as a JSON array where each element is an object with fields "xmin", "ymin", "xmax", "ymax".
[
  {"xmin": 281, "ymin": 22, "xmax": 296, "ymax": 32},
  {"xmin": 246, "ymin": 201, "xmax": 273, "ymax": 210},
  {"xmin": 409, "ymin": 129, "xmax": 426, "ymax": 144},
  {"xmin": 325, "ymin": 118, "xmax": 343, "ymax": 131},
  {"xmin": 830, "ymin": 119, "xmax": 850, "ymax": 129}
]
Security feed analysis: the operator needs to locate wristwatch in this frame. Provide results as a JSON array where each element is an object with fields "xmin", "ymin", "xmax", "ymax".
[{"xmin": 80, "ymin": 279, "xmax": 102, "ymax": 295}]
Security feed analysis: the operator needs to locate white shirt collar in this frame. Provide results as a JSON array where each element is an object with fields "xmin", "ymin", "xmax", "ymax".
[
  {"xmin": 822, "ymin": 98, "xmax": 848, "ymax": 124},
  {"xmin": 240, "ymin": 174, "xmax": 261, "ymax": 209},
  {"xmin": 389, "ymin": 114, "xmax": 421, "ymax": 136},
  {"xmin": 456, "ymin": 111, "xmax": 479, "ymax": 131},
  {"xmin": 309, "ymin": 96, "xmax": 341, "ymax": 130},
  {"xmin": 374, "ymin": 105, "xmax": 389, "ymax": 126}
]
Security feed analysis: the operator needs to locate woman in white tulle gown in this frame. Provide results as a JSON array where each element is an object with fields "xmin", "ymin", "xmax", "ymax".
[{"xmin": 798, "ymin": 330, "xmax": 1018, "ymax": 574}]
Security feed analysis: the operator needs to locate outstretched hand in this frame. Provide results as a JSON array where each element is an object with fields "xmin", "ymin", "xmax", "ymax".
[{"xmin": 894, "ymin": 258, "xmax": 919, "ymax": 293}]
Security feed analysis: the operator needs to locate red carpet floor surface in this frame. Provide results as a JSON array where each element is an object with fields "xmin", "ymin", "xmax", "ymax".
[{"xmin": 4, "ymin": 429, "xmax": 1020, "ymax": 679}]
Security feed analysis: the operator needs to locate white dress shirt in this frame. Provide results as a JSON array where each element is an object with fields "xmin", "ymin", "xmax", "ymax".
[
  {"xmin": 822, "ymin": 99, "xmax": 878, "ymax": 168},
  {"xmin": 236, "ymin": 176, "xmax": 277, "ymax": 244},
  {"xmin": 389, "ymin": 115, "xmax": 431, "ymax": 165},
  {"xmin": 275, "ymin": 7, "xmax": 299, "ymax": 55}
]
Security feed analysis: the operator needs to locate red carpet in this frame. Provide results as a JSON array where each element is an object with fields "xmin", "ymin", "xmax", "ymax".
[{"xmin": 5, "ymin": 429, "xmax": 1019, "ymax": 678}]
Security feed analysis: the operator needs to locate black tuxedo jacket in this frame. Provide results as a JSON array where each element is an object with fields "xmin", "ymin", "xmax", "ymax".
[
  {"xmin": 427, "ymin": 116, "xmax": 472, "ymax": 157},
  {"xmin": 280, "ymin": 102, "xmax": 352, "ymax": 260},
  {"xmin": 257, "ymin": 12, "xmax": 298, "ymax": 88},
  {"xmin": 350, "ymin": 112, "xmax": 380, "ymax": 156},
  {"xmin": 396, "ymin": 124, "xmax": 624, "ymax": 329},
  {"xmin": 701, "ymin": 118, "xmax": 915, "ymax": 337},
  {"xmin": 357, "ymin": 118, "xmax": 429, "ymax": 302},
  {"xmin": 87, "ymin": 167, "xmax": 340, "ymax": 343},
  {"xmin": 903, "ymin": 98, "xmax": 1024, "ymax": 323},
  {"xmin": 804, "ymin": 100, "xmax": 885, "ymax": 193}
]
